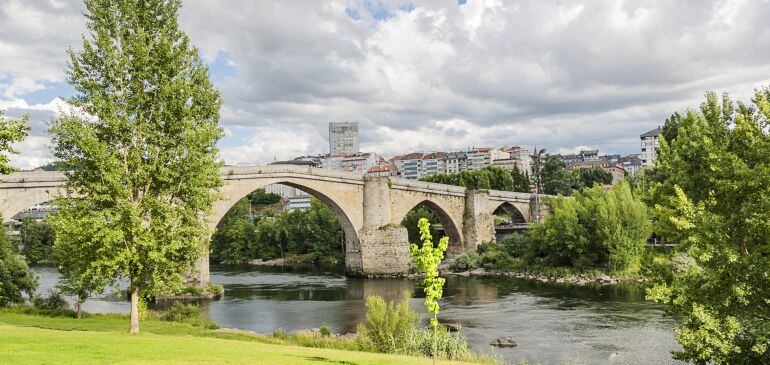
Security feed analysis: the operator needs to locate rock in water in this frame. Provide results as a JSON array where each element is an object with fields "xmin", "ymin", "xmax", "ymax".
[{"xmin": 490, "ymin": 337, "xmax": 517, "ymax": 348}]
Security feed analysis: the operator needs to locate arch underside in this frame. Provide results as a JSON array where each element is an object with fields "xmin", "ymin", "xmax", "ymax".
[
  {"xmin": 491, "ymin": 202, "xmax": 528, "ymax": 224},
  {"xmin": 211, "ymin": 178, "xmax": 363, "ymax": 263},
  {"xmin": 1, "ymin": 188, "xmax": 62, "ymax": 223},
  {"xmin": 397, "ymin": 199, "xmax": 464, "ymax": 253}
]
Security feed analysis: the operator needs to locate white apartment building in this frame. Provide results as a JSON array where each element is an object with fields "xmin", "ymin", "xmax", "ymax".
[
  {"xmin": 442, "ymin": 151, "xmax": 467, "ymax": 174},
  {"xmin": 640, "ymin": 127, "xmax": 662, "ymax": 167},
  {"xmin": 466, "ymin": 147, "xmax": 509, "ymax": 170}
]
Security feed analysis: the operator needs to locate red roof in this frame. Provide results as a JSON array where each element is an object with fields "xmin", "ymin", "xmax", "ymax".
[
  {"xmin": 391, "ymin": 152, "xmax": 425, "ymax": 161},
  {"xmin": 422, "ymin": 152, "xmax": 446, "ymax": 160},
  {"xmin": 368, "ymin": 163, "xmax": 397, "ymax": 172}
]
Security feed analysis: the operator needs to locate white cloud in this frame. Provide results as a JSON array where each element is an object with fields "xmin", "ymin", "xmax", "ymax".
[
  {"xmin": 219, "ymin": 125, "xmax": 328, "ymax": 166},
  {"xmin": 2, "ymin": 0, "xmax": 770, "ymax": 169}
]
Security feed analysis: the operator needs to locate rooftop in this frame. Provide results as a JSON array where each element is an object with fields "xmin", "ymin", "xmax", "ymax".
[{"xmin": 641, "ymin": 127, "xmax": 663, "ymax": 138}]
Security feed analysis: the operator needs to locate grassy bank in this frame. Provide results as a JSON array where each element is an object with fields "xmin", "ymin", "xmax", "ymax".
[{"xmin": 0, "ymin": 310, "xmax": 477, "ymax": 365}]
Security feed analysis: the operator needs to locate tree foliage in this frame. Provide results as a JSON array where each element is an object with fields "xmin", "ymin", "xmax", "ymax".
[
  {"xmin": 540, "ymin": 156, "xmax": 574, "ymax": 195},
  {"xmin": 420, "ymin": 166, "xmax": 530, "ymax": 192},
  {"xmin": 420, "ymin": 166, "xmax": 512, "ymax": 190},
  {"xmin": 524, "ymin": 183, "xmax": 650, "ymax": 273},
  {"xmin": 211, "ymin": 196, "xmax": 343, "ymax": 265},
  {"xmin": 0, "ymin": 110, "xmax": 29, "ymax": 174},
  {"xmin": 19, "ymin": 218, "xmax": 56, "ymax": 264},
  {"xmin": 48, "ymin": 0, "xmax": 222, "ymax": 333},
  {"xmin": 646, "ymin": 89, "xmax": 770, "ymax": 364},
  {"xmin": 0, "ymin": 216, "xmax": 38, "ymax": 307},
  {"xmin": 572, "ymin": 167, "xmax": 612, "ymax": 190},
  {"xmin": 510, "ymin": 164, "xmax": 531, "ymax": 192},
  {"xmin": 401, "ymin": 205, "xmax": 442, "ymax": 245}
]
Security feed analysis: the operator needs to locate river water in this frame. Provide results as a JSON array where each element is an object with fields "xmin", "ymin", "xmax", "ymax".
[{"xmin": 33, "ymin": 264, "xmax": 682, "ymax": 365}]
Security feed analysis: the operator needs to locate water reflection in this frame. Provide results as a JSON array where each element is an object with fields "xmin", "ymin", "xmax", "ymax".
[{"xmin": 32, "ymin": 264, "xmax": 682, "ymax": 365}]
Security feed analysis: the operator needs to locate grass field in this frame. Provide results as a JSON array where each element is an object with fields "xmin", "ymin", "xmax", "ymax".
[{"xmin": 0, "ymin": 310, "xmax": 477, "ymax": 365}]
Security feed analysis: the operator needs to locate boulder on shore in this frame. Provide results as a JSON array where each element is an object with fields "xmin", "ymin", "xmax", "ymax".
[
  {"xmin": 490, "ymin": 337, "xmax": 517, "ymax": 348},
  {"xmin": 470, "ymin": 268, "xmax": 486, "ymax": 276}
]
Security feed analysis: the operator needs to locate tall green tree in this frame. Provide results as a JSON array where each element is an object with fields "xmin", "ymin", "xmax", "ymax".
[
  {"xmin": 510, "ymin": 164, "xmax": 530, "ymax": 192},
  {"xmin": 0, "ymin": 112, "xmax": 36, "ymax": 306},
  {"xmin": 0, "ymin": 110, "xmax": 30, "ymax": 174},
  {"xmin": 49, "ymin": 0, "xmax": 222, "ymax": 334},
  {"xmin": 647, "ymin": 89, "xmax": 770, "ymax": 364},
  {"xmin": 541, "ymin": 155, "xmax": 574, "ymax": 195}
]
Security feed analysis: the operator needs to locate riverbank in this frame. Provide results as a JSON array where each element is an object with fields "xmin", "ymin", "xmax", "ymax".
[
  {"xmin": 445, "ymin": 267, "xmax": 648, "ymax": 286},
  {"xmin": 0, "ymin": 310, "xmax": 477, "ymax": 365}
]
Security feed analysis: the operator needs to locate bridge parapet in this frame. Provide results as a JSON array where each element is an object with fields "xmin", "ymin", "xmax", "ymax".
[
  {"xmin": 220, "ymin": 164, "xmax": 364, "ymax": 183},
  {"xmin": 388, "ymin": 177, "xmax": 466, "ymax": 197}
]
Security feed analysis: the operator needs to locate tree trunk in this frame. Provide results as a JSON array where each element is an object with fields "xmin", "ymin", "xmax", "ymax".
[
  {"xmin": 129, "ymin": 286, "xmax": 139, "ymax": 334},
  {"xmin": 76, "ymin": 299, "xmax": 81, "ymax": 319}
]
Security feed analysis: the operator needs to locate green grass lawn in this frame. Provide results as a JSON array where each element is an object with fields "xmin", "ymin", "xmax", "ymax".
[{"xmin": 0, "ymin": 311, "xmax": 476, "ymax": 365}]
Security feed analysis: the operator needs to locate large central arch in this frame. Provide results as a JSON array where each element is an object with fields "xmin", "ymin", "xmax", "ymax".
[{"xmin": 202, "ymin": 172, "xmax": 365, "ymax": 283}]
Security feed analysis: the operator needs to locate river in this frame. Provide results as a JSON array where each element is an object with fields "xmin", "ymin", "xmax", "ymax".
[{"xmin": 33, "ymin": 264, "xmax": 683, "ymax": 365}]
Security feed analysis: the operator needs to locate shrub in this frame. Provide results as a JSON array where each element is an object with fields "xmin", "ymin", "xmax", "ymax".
[
  {"xmin": 319, "ymin": 325, "xmax": 331, "ymax": 337},
  {"xmin": 400, "ymin": 326, "xmax": 471, "ymax": 359},
  {"xmin": 449, "ymin": 251, "xmax": 479, "ymax": 271},
  {"xmin": 33, "ymin": 290, "xmax": 69, "ymax": 311},
  {"xmin": 356, "ymin": 293, "xmax": 417, "ymax": 353},
  {"xmin": 160, "ymin": 303, "xmax": 203, "ymax": 322}
]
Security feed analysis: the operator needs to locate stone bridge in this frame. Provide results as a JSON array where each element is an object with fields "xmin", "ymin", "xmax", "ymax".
[{"xmin": 0, "ymin": 165, "xmax": 549, "ymax": 282}]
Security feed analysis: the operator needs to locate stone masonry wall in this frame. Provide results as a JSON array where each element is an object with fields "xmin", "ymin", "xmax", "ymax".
[{"xmin": 358, "ymin": 226, "xmax": 411, "ymax": 275}]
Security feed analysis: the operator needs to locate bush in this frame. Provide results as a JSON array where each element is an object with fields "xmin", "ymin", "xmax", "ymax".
[
  {"xmin": 33, "ymin": 290, "xmax": 69, "ymax": 311},
  {"xmin": 399, "ymin": 326, "xmax": 472, "ymax": 360},
  {"xmin": 319, "ymin": 325, "xmax": 331, "ymax": 337},
  {"xmin": 449, "ymin": 251, "xmax": 479, "ymax": 271},
  {"xmin": 160, "ymin": 303, "xmax": 203, "ymax": 322},
  {"xmin": 356, "ymin": 293, "xmax": 417, "ymax": 353}
]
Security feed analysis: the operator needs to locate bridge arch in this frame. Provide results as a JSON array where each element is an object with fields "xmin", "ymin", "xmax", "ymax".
[
  {"xmin": 209, "ymin": 172, "xmax": 365, "ymax": 273},
  {"xmin": 393, "ymin": 198, "xmax": 464, "ymax": 252},
  {"xmin": 490, "ymin": 201, "xmax": 528, "ymax": 225}
]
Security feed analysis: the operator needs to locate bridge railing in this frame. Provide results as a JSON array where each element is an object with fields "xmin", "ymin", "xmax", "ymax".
[{"xmin": 494, "ymin": 223, "xmax": 531, "ymax": 230}]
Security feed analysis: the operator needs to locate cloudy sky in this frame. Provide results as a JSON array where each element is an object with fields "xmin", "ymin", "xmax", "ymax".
[{"xmin": 2, "ymin": 0, "xmax": 770, "ymax": 169}]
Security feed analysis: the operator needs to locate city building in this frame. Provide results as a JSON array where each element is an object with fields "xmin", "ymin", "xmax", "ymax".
[
  {"xmin": 640, "ymin": 127, "xmax": 662, "ymax": 167},
  {"xmin": 390, "ymin": 152, "xmax": 424, "ymax": 180},
  {"xmin": 421, "ymin": 152, "xmax": 446, "ymax": 177},
  {"xmin": 559, "ymin": 149, "xmax": 600, "ymax": 166},
  {"xmin": 494, "ymin": 146, "xmax": 531, "ymax": 173},
  {"xmin": 329, "ymin": 122, "xmax": 359, "ymax": 155},
  {"xmin": 442, "ymin": 151, "xmax": 467, "ymax": 174},
  {"xmin": 466, "ymin": 147, "xmax": 509, "ymax": 170},
  {"xmin": 286, "ymin": 195, "xmax": 312, "ymax": 212},
  {"xmin": 620, "ymin": 154, "xmax": 643, "ymax": 176},
  {"xmin": 366, "ymin": 163, "xmax": 400, "ymax": 177},
  {"xmin": 340, "ymin": 153, "xmax": 378, "ymax": 175}
]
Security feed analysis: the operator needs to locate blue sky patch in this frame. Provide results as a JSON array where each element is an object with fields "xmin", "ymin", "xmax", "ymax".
[
  {"xmin": 208, "ymin": 51, "xmax": 238, "ymax": 81},
  {"xmin": 12, "ymin": 81, "xmax": 76, "ymax": 104}
]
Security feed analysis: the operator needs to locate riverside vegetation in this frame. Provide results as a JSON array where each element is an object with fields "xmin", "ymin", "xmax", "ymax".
[{"xmin": 450, "ymin": 182, "xmax": 652, "ymax": 281}]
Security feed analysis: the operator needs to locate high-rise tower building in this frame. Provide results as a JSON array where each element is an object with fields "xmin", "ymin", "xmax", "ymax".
[
  {"xmin": 640, "ymin": 127, "xmax": 662, "ymax": 167},
  {"xmin": 329, "ymin": 122, "xmax": 359, "ymax": 155}
]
